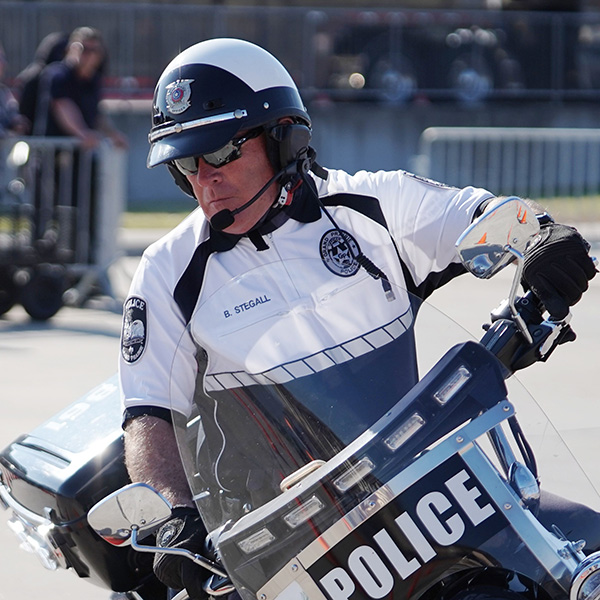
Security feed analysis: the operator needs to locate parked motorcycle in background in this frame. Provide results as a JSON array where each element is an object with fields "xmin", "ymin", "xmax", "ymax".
[{"xmin": 1, "ymin": 198, "xmax": 599, "ymax": 600}]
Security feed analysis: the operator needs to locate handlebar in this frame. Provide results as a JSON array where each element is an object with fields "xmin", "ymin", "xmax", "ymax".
[{"xmin": 480, "ymin": 290, "xmax": 576, "ymax": 376}]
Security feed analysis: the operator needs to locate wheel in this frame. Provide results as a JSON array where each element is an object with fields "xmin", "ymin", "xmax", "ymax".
[
  {"xmin": 0, "ymin": 267, "xmax": 18, "ymax": 316},
  {"xmin": 447, "ymin": 586, "xmax": 532, "ymax": 600},
  {"xmin": 429, "ymin": 568, "xmax": 549, "ymax": 600},
  {"xmin": 20, "ymin": 265, "xmax": 67, "ymax": 321}
]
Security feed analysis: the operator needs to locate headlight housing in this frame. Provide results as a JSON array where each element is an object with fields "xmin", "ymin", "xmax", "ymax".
[{"xmin": 571, "ymin": 552, "xmax": 600, "ymax": 600}]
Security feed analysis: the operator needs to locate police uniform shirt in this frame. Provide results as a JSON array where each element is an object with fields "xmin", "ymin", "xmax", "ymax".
[{"xmin": 119, "ymin": 168, "xmax": 493, "ymax": 427}]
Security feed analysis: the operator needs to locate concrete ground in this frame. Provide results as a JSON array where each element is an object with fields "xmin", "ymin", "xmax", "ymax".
[{"xmin": 0, "ymin": 226, "xmax": 598, "ymax": 600}]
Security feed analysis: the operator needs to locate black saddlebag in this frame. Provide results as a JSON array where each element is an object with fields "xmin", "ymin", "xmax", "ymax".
[{"xmin": 0, "ymin": 375, "xmax": 162, "ymax": 596}]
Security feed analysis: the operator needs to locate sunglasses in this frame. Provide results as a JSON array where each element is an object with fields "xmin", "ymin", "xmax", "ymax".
[{"xmin": 174, "ymin": 128, "xmax": 262, "ymax": 174}]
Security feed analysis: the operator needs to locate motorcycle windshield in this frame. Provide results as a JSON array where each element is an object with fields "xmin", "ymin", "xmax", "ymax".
[{"xmin": 169, "ymin": 258, "xmax": 599, "ymax": 600}]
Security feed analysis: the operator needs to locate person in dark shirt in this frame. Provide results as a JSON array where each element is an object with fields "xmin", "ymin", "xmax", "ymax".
[
  {"xmin": 15, "ymin": 31, "xmax": 69, "ymax": 135},
  {"xmin": 41, "ymin": 27, "xmax": 127, "ymax": 149},
  {"xmin": 32, "ymin": 27, "xmax": 127, "ymax": 263}
]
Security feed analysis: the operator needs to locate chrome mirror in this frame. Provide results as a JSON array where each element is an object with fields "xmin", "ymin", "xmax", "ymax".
[
  {"xmin": 456, "ymin": 196, "xmax": 540, "ymax": 279},
  {"xmin": 87, "ymin": 482, "xmax": 172, "ymax": 547}
]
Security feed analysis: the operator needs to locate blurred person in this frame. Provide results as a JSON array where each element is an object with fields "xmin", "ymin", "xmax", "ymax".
[
  {"xmin": 31, "ymin": 27, "xmax": 128, "ymax": 264},
  {"xmin": 15, "ymin": 31, "xmax": 69, "ymax": 135},
  {"xmin": 120, "ymin": 39, "xmax": 597, "ymax": 599},
  {"xmin": 40, "ymin": 26, "xmax": 127, "ymax": 149},
  {"xmin": 0, "ymin": 42, "xmax": 27, "ymax": 138}
]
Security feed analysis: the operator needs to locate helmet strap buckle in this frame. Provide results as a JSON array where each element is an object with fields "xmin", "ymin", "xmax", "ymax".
[{"xmin": 274, "ymin": 176, "xmax": 302, "ymax": 208}]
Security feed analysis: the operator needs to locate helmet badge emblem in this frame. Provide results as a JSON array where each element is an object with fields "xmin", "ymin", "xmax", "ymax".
[{"xmin": 165, "ymin": 79, "xmax": 194, "ymax": 115}]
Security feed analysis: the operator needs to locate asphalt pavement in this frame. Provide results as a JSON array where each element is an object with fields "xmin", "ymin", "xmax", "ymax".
[{"xmin": 0, "ymin": 224, "xmax": 598, "ymax": 600}]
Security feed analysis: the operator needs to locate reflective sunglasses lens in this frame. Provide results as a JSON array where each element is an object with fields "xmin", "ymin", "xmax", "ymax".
[
  {"xmin": 175, "ymin": 156, "xmax": 198, "ymax": 175},
  {"xmin": 174, "ymin": 129, "xmax": 261, "ymax": 174},
  {"xmin": 202, "ymin": 140, "xmax": 239, "ymax": 168}
]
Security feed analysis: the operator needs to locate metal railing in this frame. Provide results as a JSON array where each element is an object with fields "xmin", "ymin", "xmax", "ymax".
[
  {"xmin": 2, "ymin": 3, "xmax": 600, "ymax": 103},
  {"xmin": 415, "ymin": 127, "xmax": 600, "ymax": 219},
  {"xmin": 0, "ymin": 136, "xmax": 126, "ymax": 316}
]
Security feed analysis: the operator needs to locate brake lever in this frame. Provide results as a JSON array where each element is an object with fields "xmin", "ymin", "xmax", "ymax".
[{"xmin": 482, "ymin": 290, "xmax": 575, "ymax": 374}]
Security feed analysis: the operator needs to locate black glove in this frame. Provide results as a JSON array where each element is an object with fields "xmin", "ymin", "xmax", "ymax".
[
  {"xmin": 522, "ymin": 222, "xmax": 597, "ymax": 320},
  {"xmin": 153, "ymin": 507, "xmax": 209, "ymax": 599}
]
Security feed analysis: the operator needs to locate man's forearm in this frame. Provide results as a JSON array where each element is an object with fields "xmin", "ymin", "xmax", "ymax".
[{"xmin": 124, "ymin": 415, "xmax": 195, "ymax": 508}]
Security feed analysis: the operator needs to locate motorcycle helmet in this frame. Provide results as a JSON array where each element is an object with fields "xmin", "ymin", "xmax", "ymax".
[{"xmin": 147, "ymin": 38, "xmax": 314, "ymax": 197}]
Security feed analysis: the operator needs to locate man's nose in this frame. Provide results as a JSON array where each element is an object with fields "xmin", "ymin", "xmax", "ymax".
[{"xmin": 194, "ymin": 159, "xmax": 224, "ymax": 186}]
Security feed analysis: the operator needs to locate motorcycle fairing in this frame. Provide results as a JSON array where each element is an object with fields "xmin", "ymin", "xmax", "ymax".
[
  {"xmin": 205, "ymin": 343, "xmax": 518, "ymax": 594},
  {"xmin": 247, "ymin": 399, "xmax": 578, "ymax": 600},
  {"xmin": 171, "ymin": 260, "xmax": 597, "ymax": 600},
  {"xmin": 0, "ymin": 376, "xmax": 159, "ymax": 592},
  {"xmin": 191, "ymin": 340, "xmax": 581, "ymax": 600}
]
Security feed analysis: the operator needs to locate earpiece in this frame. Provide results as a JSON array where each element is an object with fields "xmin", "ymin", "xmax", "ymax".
[{"xmin": 267, "ymin": 123, "xmax": 312, "ymax": 172}]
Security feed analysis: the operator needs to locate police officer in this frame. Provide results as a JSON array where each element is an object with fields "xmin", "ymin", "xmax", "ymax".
[{"xmin": 120, "ymin": 38, "xmax": 597, "ymax": 598}]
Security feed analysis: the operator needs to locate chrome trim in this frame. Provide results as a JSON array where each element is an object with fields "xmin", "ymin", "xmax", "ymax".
[
  {"xmin": 1, "ymin": 484, "xmax": 69, "ymax": 570},
  {"xmin": 203, "ymin": 574, "xmax": 236, "ymax": 597},
  {"xmin": 148, "ymin": 109, "xmax": 248, "ymax": 143},
  {"xmin": 461, "ymin": 440, "xmax": 579, "ymax": 590},
  {"xmin": 540, "ymin": 313, "xmax": 572, "ymax": 358},
  {"xmin": 130, "ymin": 527, "xmax": 229, "ymax": 579},
  {"xmin": 504, "ymin": 245, "xmax": 534, "ymax": 345},
  {"xmin": 570, "ymin": 551, "xmax": 600, "ymax": 600},
  {"xmin": 0, "ymin": 482, "xmax": 52, "ymax": 527}
]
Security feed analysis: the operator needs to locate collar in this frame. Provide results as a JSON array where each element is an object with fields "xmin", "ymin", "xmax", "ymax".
[
  {"xmin": 207, "ymin": 228, "xmax": 242, "ymax": 253},
  {"xmin": 255, "ymin": 176, "xmax": 322, "ymax": 236}
]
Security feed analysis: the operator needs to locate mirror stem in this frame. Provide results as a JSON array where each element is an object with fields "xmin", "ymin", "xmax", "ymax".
[
  {"xmin": 130, "ymin": 527, "xmax": 229, "ymax": 578},
  {"xmin": 505, "ymin": 246, "xmax": 534, "ymax": 345}
]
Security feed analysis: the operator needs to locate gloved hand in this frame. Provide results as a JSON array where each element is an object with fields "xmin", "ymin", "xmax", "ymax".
[
  {"xmin": 522, "ymin": 222, "xmax": 597, "ymax": 320},
  {"xmin": 153, "ymin": 507, "xmax": 209, "ymax": 599}
]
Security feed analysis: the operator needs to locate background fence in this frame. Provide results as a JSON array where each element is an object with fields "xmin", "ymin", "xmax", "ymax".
[
  {"xmin": 3, "ymin": 2, "xmax": 600, "ymax": 220},
  {"xmin": 417, "ymin": 127, "xmax": 600, "ymax": 196},
  {"xmin": 2, "ymin": 3, "xmax": 600, "ymax": 104},
  {"xmin": 0, "ymin": 137, "xmax": 126, "ymax": 318},
  {"xmin": 415, "ymin": 126, "xmax": 600, "ymax": 219}
]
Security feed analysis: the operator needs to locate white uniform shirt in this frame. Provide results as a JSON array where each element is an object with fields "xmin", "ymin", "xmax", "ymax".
[{"xmin": 120, "ymin": 168, "xmax": 493, "ymax": 421}]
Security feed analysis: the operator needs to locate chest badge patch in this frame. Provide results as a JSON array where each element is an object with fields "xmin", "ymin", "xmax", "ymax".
[
  {"xmin": 121, "ymin": 296, "xmax": 147, "ymax": 364},
  {"xmin": 320, "ymin": 229, "xmax": 361, "ymax": 277},
  {"xmin": 165, "ymin": 79, "xmax": 194, "ymax": 115}
]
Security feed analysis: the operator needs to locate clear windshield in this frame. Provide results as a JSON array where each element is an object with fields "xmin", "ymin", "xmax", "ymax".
[{"xmin": 170, "ymin": 258, "xmax": 599, "ymax": 600}]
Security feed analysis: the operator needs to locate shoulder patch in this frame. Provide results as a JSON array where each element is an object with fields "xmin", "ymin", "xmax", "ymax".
[{"xmin": 121, "ymin": 296, "xmax": 147, "ymax": 364}]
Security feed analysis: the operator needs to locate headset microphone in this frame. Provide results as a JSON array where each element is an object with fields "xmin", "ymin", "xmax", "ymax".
[
  {"xmin": 209, "ymin": 208, "xmax": 236, "ymax": 232},
  {"xmin": 209, "ymin": 163, "xmax": 296, "ymax": 232}
]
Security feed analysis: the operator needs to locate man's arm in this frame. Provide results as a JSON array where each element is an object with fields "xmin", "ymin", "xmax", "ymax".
[
  {"xmin": 125, "ymin": 415, "xmax": 209, "ymax": 596},
  {"xmin": 51, "ymin": 97, "xmax": 100, "ymax": 148},
  {"xmin": 124, "ymin": 415, "xmax": 194, "ymax": 508}
]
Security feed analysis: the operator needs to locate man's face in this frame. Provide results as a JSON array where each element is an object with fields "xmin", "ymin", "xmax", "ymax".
[
  {"xmin": 70, "ymin": 40, "xmax": 105, "ymax": 79},
  {"xmin": 185, "ymin": 133, "xmax": 279, "ymax": 235}
]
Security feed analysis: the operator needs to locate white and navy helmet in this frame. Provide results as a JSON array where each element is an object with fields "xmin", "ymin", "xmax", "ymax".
[{"xmin": 148, "ymin": 38, "xmax": 312, "ymax": 185}]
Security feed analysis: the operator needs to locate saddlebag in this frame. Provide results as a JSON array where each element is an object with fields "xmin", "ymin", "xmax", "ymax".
[{"xmin": 0, "ymin": 375, "xmax": 161, "ymax": 596}]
